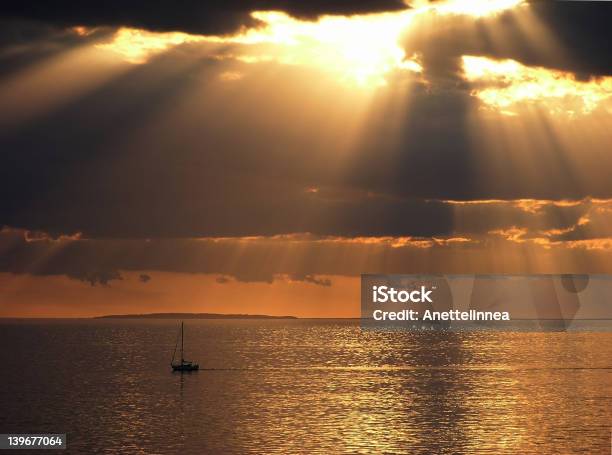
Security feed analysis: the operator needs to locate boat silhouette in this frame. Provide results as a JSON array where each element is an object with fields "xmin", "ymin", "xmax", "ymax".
[{"xmin": 171, "ymin": 321, "xmax": 199, "ymax": 372}]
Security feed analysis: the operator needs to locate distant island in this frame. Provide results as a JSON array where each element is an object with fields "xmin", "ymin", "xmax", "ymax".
[{"xmin": 95, "ymin": 312, "xmax": 298, "ymax": 319}]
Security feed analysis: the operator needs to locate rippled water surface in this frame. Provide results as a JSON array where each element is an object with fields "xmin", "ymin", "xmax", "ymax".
[{"xmin": 0, "ymin": 319, "xmax": 610, "ymax": 454}]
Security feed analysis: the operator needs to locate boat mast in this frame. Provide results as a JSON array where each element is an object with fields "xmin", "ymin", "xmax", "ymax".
[{"xmin": 181, "ymin": 321, "xmax": 184, "ymax": 364}]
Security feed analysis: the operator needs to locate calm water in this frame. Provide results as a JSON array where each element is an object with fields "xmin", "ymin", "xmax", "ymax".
[{"xmin": 0, "ymin": 319, "xmax": 610, "ymax": 454}]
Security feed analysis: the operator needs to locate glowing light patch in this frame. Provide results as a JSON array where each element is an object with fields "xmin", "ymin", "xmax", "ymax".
[
  {"xmin": 95, "ymin": 28, "xmax": 206, "ymax": 64},
  {"xmin": 72, "ymin": 26, "xmax": 94, "ymax": 37},
  {"xmin": 432, "ymin": 0, "xmax": 524, "ymax": 17},
  {"xmin": 219, "ymin": 71, "xmax": 244, "ymax": 82},
  {"xmin": 463, "ymin": 56, "xmax": 612, "ymax": 115},
  {"xmin": 92, "ymin": 0, "xmax": 525, "ymax": 86},
  {"xmin": 241, "ymin": 11, "xmax": 419, "ymax": 85},
  {"xmin": 93, "ymin": 11, "xmax": 420, "ymax": 85}
]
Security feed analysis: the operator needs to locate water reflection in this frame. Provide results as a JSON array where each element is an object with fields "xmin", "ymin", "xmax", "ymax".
[{"xmin": 0, "ymin": 319, "xmax": 609, "ymax": 454}]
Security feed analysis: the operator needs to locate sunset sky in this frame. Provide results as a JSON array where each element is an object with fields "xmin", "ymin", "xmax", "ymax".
[{"xmin": 1, "ymin": 0, "xmax": 611, "ymax": 317}]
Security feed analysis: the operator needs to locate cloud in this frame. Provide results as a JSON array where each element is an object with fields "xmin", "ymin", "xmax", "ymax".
[
  {"xmin": 68, "ymin": 269, "xmax": 123, "ymax": 286},
  {"xmin": 288, "ymin": 273, "xmax": 332, "ymax": 287},
  {"xmin": 215, "ymin": 272, "xmax": 332, "ymax": 286},
  {"xmin": 139, "ymin": 273, "xmax": 151, "ymax": 283},
  {"xmin": 1, "ymin": 1, "xmax": 409, "ymax": 36},
  {"xmin": 526, "ymin": 1, "xmax": 612, "ymax": 77},
  {"xmin": 1, "ymin": 197, "xmax": 610, "ymax": 285},
  {"xmin": 3, "ymin": 50, "xmax": 608, "ymax": 240},
  {"xmin": 8, "ymin": 2, "xmax": 610, "ymax": 78},
  {"xmin": 0, "ymin": 60, "xmax": 456, "ymax": 240},
  {"xmin": 1, "ymin": 3, "xmax": 611, "ymax": 242},
  {"xmin": 403, "ymin": 2, "xmax": 612, "ymax": 77}
]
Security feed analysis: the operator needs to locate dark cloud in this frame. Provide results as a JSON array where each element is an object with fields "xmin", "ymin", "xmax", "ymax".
[
  {"xmin": 404, "ymin": 2, "xmax": 612, "ymax": 77},
  {"xmin": 289, "ymin": 273, "xmax": 332, "ymax": 287},
  {"xmin": 139, "ymin": 273, "xmax": 151, "ymax": 283},
  {"xmin": 0, "ymin": 20, "xmax": 112, "ymax": 79},
  {"xmin": 1, "ymin": 199, "xmax": 610, "ymax": 284},
  {"xmin": 1, "ymin": 1, "xmax": 409, "ymax": 36},
  {"xmin": 1, "ymin": 227, "xmax": 611, "ymax": 288},
  {"xmin": 526, "ymin": 1, "xmax": 612, "ymax": 77},
  {"xmin": 216, "ymin": 272, "xmax": 332, "ymax": 286},
  {"xmin": 0, "ymin": 54, "xmax": 455, "ymax": 238},
  {"xmin": 68, "ymin": 269, "xmax": 123, "ymax": 286}
]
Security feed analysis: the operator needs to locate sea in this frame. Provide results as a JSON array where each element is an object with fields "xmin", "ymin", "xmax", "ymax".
[{"xmin": 0, "ymin": 319, "xmax": 610, "ymax": 454}]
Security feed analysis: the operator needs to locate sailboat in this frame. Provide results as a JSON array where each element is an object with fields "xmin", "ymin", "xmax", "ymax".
[{"xmin": 171, "ymin": 321, "xmax": 199, "ymax": 372}]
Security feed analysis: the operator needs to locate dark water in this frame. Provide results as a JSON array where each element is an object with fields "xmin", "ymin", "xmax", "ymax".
[{"xmin": 0, "ymin": 319, "xmax": 610, "ymax": 454}]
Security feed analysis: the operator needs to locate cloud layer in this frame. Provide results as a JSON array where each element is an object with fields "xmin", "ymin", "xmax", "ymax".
[
  {"xmin": 1, "ymin": 198, "xmax": 610, "ymax": 285},
  {"xmin": 1, "ymin": 1, "xmax": 409, "ymax": 35}
]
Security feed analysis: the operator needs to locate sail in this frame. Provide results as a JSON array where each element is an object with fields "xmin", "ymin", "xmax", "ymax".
[
  {"xmin": 171, "ymin": 322, "xmax": 181, "ymax": 365},
  {"xmin": 171, "ymin": 320, "xmax": 199, "ymax": 371}
]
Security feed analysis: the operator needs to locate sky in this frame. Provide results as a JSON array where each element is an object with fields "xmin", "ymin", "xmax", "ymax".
[{"xmin": 0, "ymin": 0, "xmax": 611, "ymax": 317}]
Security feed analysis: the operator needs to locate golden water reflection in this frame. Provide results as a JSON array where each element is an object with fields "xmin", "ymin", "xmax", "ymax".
[{"xmin": 0, "ymin": 320, "xmax": 609, "ymax": 453}]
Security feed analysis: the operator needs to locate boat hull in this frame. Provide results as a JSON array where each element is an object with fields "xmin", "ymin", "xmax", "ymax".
[{"xmin": 172, "ymin": 363, "xmax": 199, "ymax": 372}]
